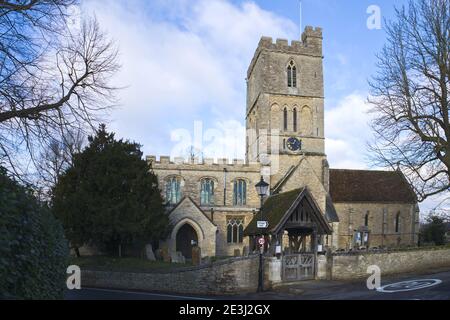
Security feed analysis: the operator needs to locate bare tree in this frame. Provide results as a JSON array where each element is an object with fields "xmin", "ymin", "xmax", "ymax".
[
  {"xmin": 37, "ymin": 128, "xmax": 85, "ymax": 198},
  {"xmin": 368, "ymin": 0, "xmax": 450, "ymax": 204},
  {"xmin": 0, "ymin": 1, "xmax": 119, "ymax": 184},
  {"xmin": 184, "ymin": 145, "xmax": 204, "ymax": 163}
]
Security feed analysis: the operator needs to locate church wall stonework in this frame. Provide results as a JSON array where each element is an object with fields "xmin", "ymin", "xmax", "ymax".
[
  {"xmin": 148, "ymin": 156, "xmax": 261, "ymax": 208},
  {"xmin": 161, "ymin": 197, "xmax": 217, "ymax": 258},
  {"xmin": 334, "ymin": 202, "xmax": 419, "ymax": 249},
  {"xmin": 149, "ymin": 156, "xmax": 262, "ymax": 258}
]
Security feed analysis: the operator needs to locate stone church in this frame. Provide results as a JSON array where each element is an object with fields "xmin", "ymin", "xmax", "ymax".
[{"xmin": 148, "ymin": 26, "xmax": 420, "ymax": 261}]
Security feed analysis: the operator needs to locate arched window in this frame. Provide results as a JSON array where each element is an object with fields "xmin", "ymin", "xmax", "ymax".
[
  {"xmin": 233, "ymin": 179, "xmax": 247, "ymax": 206},
  {"xmin": 227, "ymin": 217, "xmax": 244, "ymax": 243},
  {"xmin": 395, "ymin": 212, "xmax": 401, "ymax": 233},
  {"xmin": 200, "ymin": 178, "xmax": 214, "ymax": 206},
  {"xmin": 293, "ymin": 108, "xmax": 298, "ymax": 132},
  {"xmin": 166, "ymin": 176, "xmax": 182, "ymax": 205},
  {"xmin": 283, "ymin": 107, "xmax": 288, "ymax": 131},
  {"xmin": 287, "ymin": 60, "xmax": 297, "ymax": 88},
  {"xmin": 364, "ymin": 212, "xmax": 369, "ymax": 227}
]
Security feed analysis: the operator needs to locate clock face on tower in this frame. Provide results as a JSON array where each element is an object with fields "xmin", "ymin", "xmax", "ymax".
[{"xmin": 287, "ymin": 137, "xmax": 301, "ymax": 151}]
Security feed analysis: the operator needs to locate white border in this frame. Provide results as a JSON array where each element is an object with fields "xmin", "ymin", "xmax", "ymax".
[{"xmin": 376, "ymin": 279, "xmax": 442, "ymax": 293}]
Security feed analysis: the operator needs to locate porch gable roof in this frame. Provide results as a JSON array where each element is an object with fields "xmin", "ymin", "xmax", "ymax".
[{"xmin": 244, "ymin": 187, "xmax": 332, "ymax": 236}]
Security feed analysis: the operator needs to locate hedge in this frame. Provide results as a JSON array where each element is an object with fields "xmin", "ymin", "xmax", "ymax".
[{"xmin": 0, "ymin": 168, "xmax": 69, "ymax": 299}]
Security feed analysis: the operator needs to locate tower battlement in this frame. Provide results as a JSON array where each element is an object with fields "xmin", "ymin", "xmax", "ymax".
[
  {"xmin": 247, "ymin": 26, "xmax": 323, "ymax": 79},
  {"xmin": 146, "ymin": 155, "xmax": 260, "ymax": 169}
]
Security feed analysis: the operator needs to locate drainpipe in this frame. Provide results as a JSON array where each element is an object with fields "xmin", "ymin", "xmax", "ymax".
[{"xmin": 223, "ymin": 168, "xmax": 228, "ymax": 206}]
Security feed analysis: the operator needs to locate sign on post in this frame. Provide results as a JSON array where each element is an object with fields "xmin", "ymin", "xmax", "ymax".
[
  {"xmin": 257, "ymin": 221, "xmax": 269, "ymax": 229},
  {"xmin": 258, "ymin": 237, "xmax": 265, "ymax": 247}
]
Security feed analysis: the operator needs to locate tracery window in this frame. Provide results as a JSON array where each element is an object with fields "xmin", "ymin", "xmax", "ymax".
[
  {"xmin": 287, "ymin": 60, "xmax": 297, "ymax": 87},
  {"xmin": 227, "ymin": 217, "xmax": 244, "ymax": 243},
  {"xmin": 200, "ymin": 178, "xmax": 214, "ymax": 205},
  {"xmin": 233, "ymin": 179, "xmax": 247, "ymax": 206},
  {"xmin": 166, "ymin": 176, "xmax": 182, "ymax": 205}
]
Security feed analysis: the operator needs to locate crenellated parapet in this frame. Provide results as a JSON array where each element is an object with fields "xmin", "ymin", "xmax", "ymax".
[
  {"xmin": 247, "ymin": 26, "xmax": 323, "ymax": 79},
  {"xmin": 146, "ymin": 155, "xmax": 261, "ymax": 172}
]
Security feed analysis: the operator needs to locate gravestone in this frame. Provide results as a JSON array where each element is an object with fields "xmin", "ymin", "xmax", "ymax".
[
  {"xmin": 171, "ymin": 251, "xmax": 186, "ymax": 264},
  {"xmin": 192, "ymin": 247, "xmax": 201, "ymax": 266},
  {"xmin": 161, "ymin": 246, "xmax": 171, "ymax": 263},
  {"xmin": 145, "ymin": 244, "xmax": 156, "ymax": 261}
]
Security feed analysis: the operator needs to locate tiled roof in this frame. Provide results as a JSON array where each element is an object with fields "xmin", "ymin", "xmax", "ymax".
[
  {"xmin": 244, "ymin": 188, "xmax": 332, "ymax": 236},
  {"xmin": 329, "ymin": 169, "xmax": 417, "ymax": 203}
]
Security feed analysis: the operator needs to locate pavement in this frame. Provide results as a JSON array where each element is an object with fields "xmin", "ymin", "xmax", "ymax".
[{"xmin": 65, "ymin": 267, "xmax": 450, "ymax": 300}]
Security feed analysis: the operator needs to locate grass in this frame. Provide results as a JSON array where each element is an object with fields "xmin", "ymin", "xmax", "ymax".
[{"xmin": 69, "ymin": 256, "xmax": 191, "ymax": 273}]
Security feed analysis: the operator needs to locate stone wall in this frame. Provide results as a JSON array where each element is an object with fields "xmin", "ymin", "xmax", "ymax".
[
  {"xmin": 330, "ymin": 247, "xmax": 450, "ymax": 280},
  {"xmin": 81, "ymin": 255, "xmax": 259, "ymax": 295}
]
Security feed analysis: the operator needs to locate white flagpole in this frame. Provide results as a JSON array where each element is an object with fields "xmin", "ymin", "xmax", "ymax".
[{"xmin": 299, "ymin": 0, "xmax": 303, "ymax": 35}]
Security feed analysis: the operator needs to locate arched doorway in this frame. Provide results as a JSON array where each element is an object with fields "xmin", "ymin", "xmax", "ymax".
[{"xmin": 176, "ymin": 224, "xmax": 198, "ymax": 259}]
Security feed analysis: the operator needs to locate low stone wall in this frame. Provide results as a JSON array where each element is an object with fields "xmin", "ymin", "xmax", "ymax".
[
  {"xmin": 81, "ymin": 255, "xmax": 259, "ymax": 295},
  {"xmin": 331, "ymin": 247, "xmax": 450, "ymax": 280}
]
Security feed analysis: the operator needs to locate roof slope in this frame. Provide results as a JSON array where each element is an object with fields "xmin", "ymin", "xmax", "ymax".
[
  {"xmin": 245, "ymin": 189, "xmax": 301, "ymax": 236},
  {"xmin": 329, "ymin": 169, "xmax": 417, "ymax": 203},
  {"xmin": 244, "ymin": 188, "xmax": 332, "ymax": 236}
]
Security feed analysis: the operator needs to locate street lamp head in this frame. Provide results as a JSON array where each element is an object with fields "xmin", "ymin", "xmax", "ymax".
[{"xmin": 255, "ymin": 176, "xmax": 269, "ymax": 197}]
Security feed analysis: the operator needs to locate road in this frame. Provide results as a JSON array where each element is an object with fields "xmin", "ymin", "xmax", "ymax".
[{"xmin": 65, "ymin": 268, "xmax": 450, "ymax": 300}]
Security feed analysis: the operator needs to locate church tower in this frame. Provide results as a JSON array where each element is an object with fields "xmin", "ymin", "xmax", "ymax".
[{"xmin": 246, "ymin": 26, "xmax": 328, "ymax": 198}]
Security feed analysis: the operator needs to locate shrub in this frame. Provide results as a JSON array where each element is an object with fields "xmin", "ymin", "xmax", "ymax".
[{"xmin": 0, "ymin": 168, "xmax": 69, "ymax": 299}]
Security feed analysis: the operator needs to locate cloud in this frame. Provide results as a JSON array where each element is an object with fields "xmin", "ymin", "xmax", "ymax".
[
  {"xmin": 82, "ymin": 0, "xmax": 297, "ymax": 158},
  {"xmin": 325, "ymin": 93, "xmax": 374, "ymax": 169}
]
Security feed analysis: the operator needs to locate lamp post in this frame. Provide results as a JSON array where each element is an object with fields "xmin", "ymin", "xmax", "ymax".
[{"xmin": 255, "ymin": 176, "xmax": 269, "ymax": 293}]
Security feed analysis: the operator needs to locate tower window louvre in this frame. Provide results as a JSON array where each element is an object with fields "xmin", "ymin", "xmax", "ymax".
[
  {"xmin": 287, "ymin": 65, "xmax": 292, "ymax": 87},
  {"xmin": 283, "ymin": 107, "xmax": 288, "ymax": 131},
  {"xmin": 293, "ymin": 108, "xmax": 297, "ymax": 132},
  {"xmin": 287, "ymin": 61, "xmax": 297, "ymax": 88},
  {"xmin": 292, "ymin": 66, "xmax": 297, "ymax": 87}
]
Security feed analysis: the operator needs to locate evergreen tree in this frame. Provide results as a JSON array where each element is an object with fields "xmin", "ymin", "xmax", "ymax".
[
  {"xmin": 421, "ymin": 215, "xmax": 447, "ymax": 246},
  {"xmin": 52, "ymin": 124, "xmax": 169, "ymax": 256}
]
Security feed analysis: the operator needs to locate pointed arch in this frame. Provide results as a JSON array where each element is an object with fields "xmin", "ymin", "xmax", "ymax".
[
  {"xmin": 395, "ymin": 212, "xmax": 401, "ymax": 233},
  {"xmin": 287, "ymin": 60, "xmax": 297, "ymax": 88},
  {"xmin": 270, "ymin": 103, "xmax": 281, "ymax": 132},
  {"xmin": 300, "ymin": 105, "xmax": 312, "ymax": 135},
  {"xmin": 165, "ymin": 175, "xmax": 183, "ymax": 205},
  {"xmin": 293, "ymin": 107, "xmax": 298, "ymax": 132},
  {"xmin": 283, "ymin": 107, "xmax": 288, "ymax": 131}
]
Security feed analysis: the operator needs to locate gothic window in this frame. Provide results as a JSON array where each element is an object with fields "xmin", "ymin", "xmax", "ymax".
[
  {"xmin": 395, "ymin": 212, "xmax": 401, "ymax": 233},
  {"xmin": 283, "ymin": 107, "xmax": 288, "ymax": 131},
  {"xmin": 233, "ymin": 179, "xmax": 247, "ymax": 206},
  {"xmin": 365, "ymin": 212, "xmax": 369, "ymax": 227},
  {"xmin": 166, "ymin": 176, "xmax": 182, "ymax": 205},
  {"xmin": 287, "ymin": 60, "xmax": 297, "ymax": 88},
  {"xmin": 293, "ymin": 108, "xmax": 298, "ymax": 132},
  {"xmin": 227, "ymin": 217, "xmax": 244, "ymax": 243},
  {"xmin": 200, "ymin": 178, "xmax": 214, "ymax": 206}
]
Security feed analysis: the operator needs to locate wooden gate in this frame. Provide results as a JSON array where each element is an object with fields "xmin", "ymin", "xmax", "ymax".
[{"xmin": 282, "ymin": 253, "xmax": 315, "ymax": 281}]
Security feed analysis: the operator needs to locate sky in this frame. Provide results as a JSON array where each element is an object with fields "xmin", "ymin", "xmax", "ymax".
[{"xmin": 80, "ymin": 0, "xmax": 443, "ymax": 215}]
